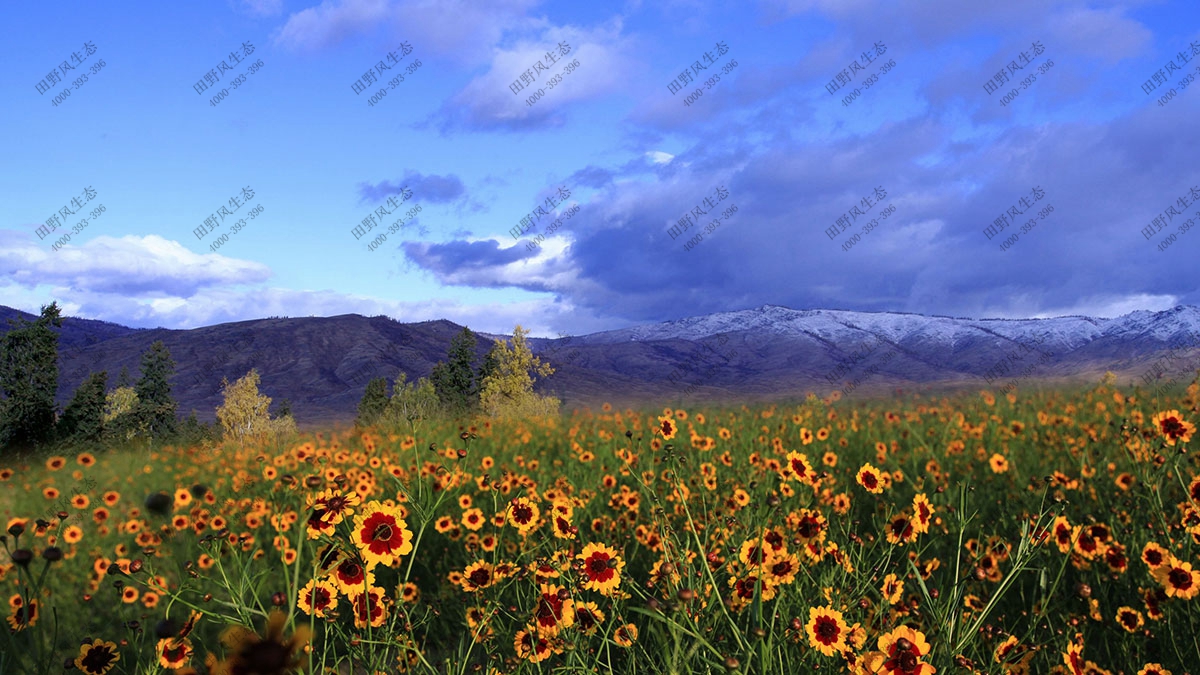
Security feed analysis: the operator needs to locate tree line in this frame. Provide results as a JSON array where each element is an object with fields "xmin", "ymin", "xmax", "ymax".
[{"xmin": 0, "ymin": 304, "xmax": 560, "ymax": 455}]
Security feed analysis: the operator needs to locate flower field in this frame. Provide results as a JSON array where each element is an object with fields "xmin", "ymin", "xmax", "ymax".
[{"xmin": 3, "ymin": 379, "xmax": 1200, "ymax": 674}]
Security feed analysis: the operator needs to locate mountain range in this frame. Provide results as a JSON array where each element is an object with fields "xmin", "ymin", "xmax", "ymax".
[{"xmin": 2, "ymin": 303, "xmax": 1199, "ymax": 427}]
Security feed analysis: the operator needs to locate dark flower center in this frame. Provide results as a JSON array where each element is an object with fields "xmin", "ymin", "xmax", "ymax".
[
  {"xmin": 815, "ymin": 617, "xmax": 838, "ymax": 642},
  {"xmin": 243, "ymin": 641, "xmax": 290, "ymax": 671},
  {"xmin": 80, "ymin": 645, "xmax": 117, "ymax": 673},
  {"xmin": 373, "ymin": 523, "xmax": 393, "ymax": 542},
  {"xmin": 1161, "ymin": 417, "xmax": 1185, "ymax": 437},
  {"xmin": 469, "ymin": 569, "xmax": 491, "ymax": 587},
  {"xmin": 797, "ymin": 518, "xmax": 819, "ymax": 539},
  {"xmin": 1169, "ymin": 568, "xmax": 1192, "ymax": 589}
]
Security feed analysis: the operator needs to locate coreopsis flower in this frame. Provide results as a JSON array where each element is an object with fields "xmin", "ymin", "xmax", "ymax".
[
  {"xmin": 1152, "ymin": 556, "xmax": 1200, "ymax": 600},
  {"xmin": 577, "ymin": 542, "xmax": 624, "ymax": 595},
  {"xmin": 309, "ymin": 485, "xmax": 360, "ymax": 528},
  {"xmin": 461, "ymin": 508, "xmax": 485, "ymax": 531},
  {"xmin": 613, "ymin": 623, "xmax": 638, "ymax": 647},
  {"xmin": 656, "ymin": 415, "xmax": 678, "ymax": 440},
  {"xmin": 988, "ymin": 453, "xmax": 1009, "ymax": 473},
  {"xmin": 856, "ymin": 463, "xmax": 885, "ymax": 494},
  {"xmin": 349, "ymin": 587, "xmax": 387, "ymax": 628},
  {"xmin": 75, "ymin": 639, "xmax": 121, "ymax": 674},
  {"xmin": 7, "ymin": 598, "xmax": 38, "ymax": 631},
  {"xmin": 1062, "ymin": 642, "xmax": 1085, "ymax": 675},
  {"xmin": 513, "ymin": 625, "xmax": 555, "ymax": 663},
  {"xmin": 911, "ymin": 494, "xmax": 934, "ymax": 534},
  {"xmin": 157, "ymin": 637, "xmax": 193, "ymax": 670},
  {"xmin": 881, "ymin": 574, "xmax": 904, "ymax": 605},
  {"xmin": 1115, "ymin": 606, "xmax": 1144, "ymax": 633},
  {"xmin": 784, "ymin": 451, "xmax": 817, "ymax": 484},
  {"xmin": 507, "ymin": 497, "xmax": 541, "ymax": 535},
  {"xmin": 1150, "ymin": 410, "xmax": 1194, "ymax": 446},
  {"xmin": 533, "ymin": 583, "xmax": 575, "ymax": 636},
  {"xmin": 790, "ymin": 509, "xmax": 827, "ymax": 544},
  {"xmin": 330, "ymin": 557, "xmax": 377, "ymax": 595},
  {"xmin": 574, "ymin": 601, "xmax": 606, "ymax": 635},
  {"xmin": 461, "ymin": 561, "xmax": 496, "ymax": 592},
  {"xmin": 352, "ymin": 501, "xmax": 414, "ymax": 568},
  {"xmin": 297, "ymin": 578, "xmax": 338, "ymax": 617},
  {"xmin": 1136, "ymin": 665, "xmax": 1172, "ymax": 675},
  {"xmin": 886, "ymin": 514, "xmax": 917, "ymax": 545},
  {"xmin": 862, "ymin": 626, "xmax": 934, "ymax": 675},
  {"xmin": 212, "ymin": 611, "xmax": 310, "ymax": 675},
  {"xmin": 1142, "ymin": 542, "xmax": 1169, "ymax": 570},
  {"xmin": 805, "ymin": 606, "xmax": 849, "ymax": 656},
  {"xmin": 765, "ymin": 551, "xmax": 800, "ymax": 586},
  {"xmin": 993, "ymin": 635, "xmax": 1020, "ymax": 664}
]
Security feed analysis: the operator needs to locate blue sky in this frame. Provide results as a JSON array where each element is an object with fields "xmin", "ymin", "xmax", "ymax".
[{"xmin": 1, "ymin": 0, "xmax": 1198, "ymax": 337}]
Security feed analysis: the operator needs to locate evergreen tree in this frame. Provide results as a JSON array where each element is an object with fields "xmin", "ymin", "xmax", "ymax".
[
  {"xmin": 133, "ymin": 341, "xmax": 178, "ymax": 439},
  {"xmin": 0, "ymin": 302, "xmax": 63, "ymax": 452},
  {"xmin": 355, "ymin": 377, "xmax": 390, "ymax": 428},
  {"xmin": 477, "ymin": 325, "xmax": 560, "ymax": 420},
  {"xmin": 114, "ymin": 366, "xmax": 133, "ymax": 389},
  {"xmin": 275, "ymin": 398, "xmax": 293, "ymax": 420},
  {"xmin": 177, "ymin": 411, "xmax": 216, "ymax": 447},
  {"xmin": 475, "ymin": 343, "xmax": 500, "ymax": 400},
  {"xmin": 57, "ymin": 371, "xmax": 108, "ymax": 450},
  {"xmin": 430, "ymin": 327, "xmax": 479, "ymax": 415}
]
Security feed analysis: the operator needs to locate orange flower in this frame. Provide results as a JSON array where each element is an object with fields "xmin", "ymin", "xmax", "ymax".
[{"xmin": 1152, "ymin": 556, "xmax": 1200, "ymax": 600}]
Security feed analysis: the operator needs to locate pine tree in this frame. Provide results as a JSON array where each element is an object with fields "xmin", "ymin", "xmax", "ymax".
[
  {"xmin": 477, "ymin": 325, "xmax": 560, "ymax": 420},
  {"xmin": 430, "ymin": 327, "xmax": 479, "ymax": 416},
  {"xmin": 0, "ymin": 302, "xmax": 63, "ymax": 452},
  {"xmin": 115, "ymin": 366, "xmax": 132, "ymax": 389},
  {"xmin": 356, "ymin": 377, "xmax": 390, "ymax": 428},
  {"xmin": 133, "ymin": 341, "xmax": 178, "ymax": 439},
  {"xmin": 58, "ymin": 371, "xmax": 108, "ymax": 450}
]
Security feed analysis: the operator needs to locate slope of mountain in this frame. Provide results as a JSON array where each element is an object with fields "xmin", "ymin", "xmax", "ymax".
[{"xmin": 1, "ymin": 304, "xmax": 1197, "ymax": 425}]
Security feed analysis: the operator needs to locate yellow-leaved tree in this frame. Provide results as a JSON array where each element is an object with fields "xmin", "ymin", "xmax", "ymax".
[
  {"xmin": 477, "ymin": 325, "xmax": 560, "ymax": 420},
  {"xmin": 215, "ymin": 369, "xmax": 296, "ymax": 445}
]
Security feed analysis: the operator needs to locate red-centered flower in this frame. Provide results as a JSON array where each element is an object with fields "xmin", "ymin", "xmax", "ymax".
[
  {"xmin": 349, "ymin": 587, "xmax": 387, "ymax": 628},
  {"xmin": 577, "ymin": 542, "xmax": 624, "ymax": 594},
  {"xmin": 785, "ymin": 451, "xmax": 815, "ymax": 484},
  {"xmin": 533, "ymin": 583, "xmax": 575, "ymax": 636},
  {"xmin": 657, "ymin": 415, "xmax": 677, "ymax": 440},
  {"xmin": 507, "ymin": 497, "xmax": 540, "ymax": 535},
  {"xmin": 352, "ymin": 502, "xmax": 413, "ymax": 568},
  {"xmin": 792, "ymin": 509, "xmax": 826, "ymax": 543},
  {"xmin": 911, "ymin": 494, "xmax": 934, "ymax": 533},
  {"xmin": 331, "ymin": 557, "xmax": 376, "ymax": 595},
  {"xmin": 461, "ymin": 561, "xmax": 495, "ymax": 592},
  {"xmin": 856, "ymin": 463, "xmax": 884, "ymax": 494},
  {"xmin": 1062, "ymin": 643, "xmax": 1085, "ymax": 675},
  {"xmin": 886, "ymin": 514, "xmax": 916, "ymax": 545},
  {"xmin": 863, "ymin": 626, "xmax": 934, "ymax": 675},
  {"xmin": 298, "ymin": 579, "xmax": 338, "ymax": 617},
  {"xmin": 805, "ymin": 606, "xmax": 849, "ymax": 656},
  {"xmin": 574, "ymin": 601, "xmax": 606, "ymax": 635},
  {"xmin": 1151, "ymin": 409, "xmax": 1194, "ymax": 446},
  {"xmin": 1153, "ymin": 557, "xmax": 1200, "ymax": 600},
  {"xmin": 157, "ymin": 637, "xmax": 192, "ymax": 669}
]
